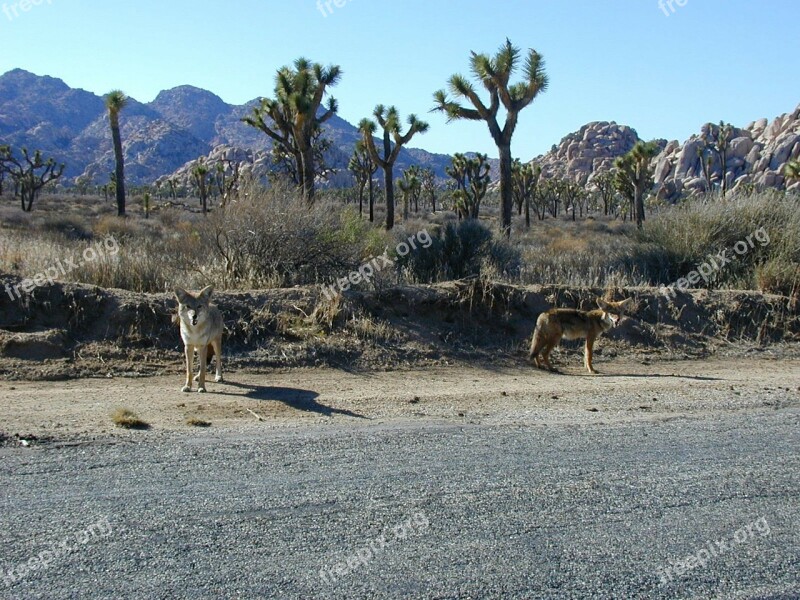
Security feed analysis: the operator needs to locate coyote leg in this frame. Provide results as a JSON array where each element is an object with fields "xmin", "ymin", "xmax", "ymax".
[
  {"xmin": 585, "ymin": 335, "xmax": 597, "ymax": 374},
  {"xmin": 212, "ymin": 337, "xmax": 223, "ymax": 382},
  {"xmin": 182, "ymin": 345, "xmax": 194, "ymax": 392}
]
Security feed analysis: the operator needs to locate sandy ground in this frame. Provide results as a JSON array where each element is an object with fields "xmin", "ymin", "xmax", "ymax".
[{"xmin": 1, "ymin": 355, "xmax": 799, "ymax": 444}]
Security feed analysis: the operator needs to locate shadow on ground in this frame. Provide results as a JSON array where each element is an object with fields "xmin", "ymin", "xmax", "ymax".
[{"xmin": 221, "ymin": 381, "xmax": 368, "ymax": 419}]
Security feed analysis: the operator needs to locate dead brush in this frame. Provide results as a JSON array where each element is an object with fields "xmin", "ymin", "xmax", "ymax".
[
  {"xmin": 310, "ymin": 291, "xmax": 351, "ymax": 331},
  {"xmin": 453, "ymin": 275, "xmax": 520, "ymax": 314},
  {"xmin": 111, "ymin": 408, "xmax": 150, "ymax": 430},
  {"xmin": 345, "ymin": 309, "xmax": 399, "ymax": 343}
]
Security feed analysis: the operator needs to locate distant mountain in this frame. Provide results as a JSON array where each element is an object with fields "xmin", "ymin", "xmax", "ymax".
[
  {"xmin": 0, "ymin": 69, "xmax": 457, "ymax": 186},
  {"xmin": 2, "ymin": 69, "xmax": 797, "ymax": 196}
]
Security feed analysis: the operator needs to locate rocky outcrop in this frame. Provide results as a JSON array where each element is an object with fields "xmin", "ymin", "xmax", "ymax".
[
  {"xmin": 654, "ymin": 106, "xmax": 800, "ymax": 200},
  {"xmin": 531, "ymin": 122, "xmax": 642, "ymax": 185},
  {"xmin": 157, "ymin": 145, "xmax": 273, "ymax": 191}
]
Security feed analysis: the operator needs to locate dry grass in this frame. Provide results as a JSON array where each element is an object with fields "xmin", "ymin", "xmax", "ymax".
[
  {"xmin": 1, "ymin": 188, "xmax": 797, "ymax": 299},
  {"xmin": 111, "ymin": 408, "xmax": 150, "ymax": 430},
  {"xmin": 186, "ymin": 417, "xmax": 212, "ymax": 428}
]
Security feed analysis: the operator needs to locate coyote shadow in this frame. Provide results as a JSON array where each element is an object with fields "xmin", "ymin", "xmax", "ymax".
[{"xmin": 223, "ymin": 382, "xmax": 367, "ymax": 419}]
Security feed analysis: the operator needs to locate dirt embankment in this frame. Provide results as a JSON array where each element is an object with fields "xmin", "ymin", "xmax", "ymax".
[{"xmin": 0, "ymin": 275, "xmax": 798, "ymax": 380}]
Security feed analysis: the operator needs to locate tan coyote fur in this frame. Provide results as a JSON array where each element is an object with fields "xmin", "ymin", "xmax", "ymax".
[
  {"xmin": 174, "ymin": 286, "xmax": 223, "ymax": 392},
  {"xmin": 529, "ymin": 298, "xmax": 632, "ymax": 374}
]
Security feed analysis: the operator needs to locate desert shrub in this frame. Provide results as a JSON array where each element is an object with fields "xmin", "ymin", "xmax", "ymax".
[
  {"xmin": 196, "ymin": 183, "xmax": 387, "ymax": 289},
  {"xmin": 514, "ymin": 218, "xmax": 651, "ymax": 287},
  {"xmin": 634, "ymin": 192, "xmax": 800, "ymax": 290},
  {"xmin": 92, "ymin": 215, "xmax": 149, "ymax": 241},
  {"xmin": 395, "ymin": 219, "xmax": 520, "ymax": 283},
  {"xmin": 39, "ymin": 215, "xmax": 93, "ymax": 241}
]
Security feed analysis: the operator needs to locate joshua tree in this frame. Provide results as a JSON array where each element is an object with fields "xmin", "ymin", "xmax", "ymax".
[
  {"xmin": 701, "ymin": 121, "xmax": 734, "ymax": 196},
  {"xmin": 142, "ymin": 192, "xmax": 151, "ymax": 219},
  {"xmin": 214, "ymin": 157, "xmax": 245, "ymax": 208},
  {"xmin": 191, "ymin": 159, "xmax": 212, "ymax": 214},
  {"xmin": 591, "ymin": 171, "xmax": 616, "ymax": 216},
  {"xmin": 359, "ymin": 105, "xmax": 429, "ymax": 230},
  {"xmin": 270, "ymin": 126, "xmax": 334, "ymax": 187},
  {"xmin": 397, "ymin": 167, "xmax": 422, "ymax": 221},
  {"xmin": 558, "ymin": 179, "xmax": 584, "ymax": 222},
  {"xmin": 696, "ymin": 145, "xmax": 714, "ymax": 193},
  {"xmin": 419, "ymin": 167, "xmax": 437, "ymax": 213},
  {"xmin": 433, "ymin": 39, "xmax": 548, "ymax": 237},
  {"xmin": 538, "ymin": 178, "xmax": 560, "ymax": 219},
  {"xmin": 0, "ymin": 145, "xmax": 65, "ymax": 211},
  {"xmin": 348, "ymin": 140, "xmax": 377, "ymax": 219},
  {"xmin": 242, "ymin": 58, "xmax": 341, "ymax": 204},
  {"xmin": 613, "ymin": 140, "xmax": 661, "ymax": 228},
  {"xmin": 104, "ymin": 90, "xmax": 129, "ymax": 216},
  {"xmin": 783, "ymin": 159, "xmax": 800, "ymax": 187},
  {"xmin": 446, "ymin": 153, "xmax": 491, "ymax": 220},
  {"xmin": 512, "ymin": 160, "xmax": 540, "ymax": 228}
]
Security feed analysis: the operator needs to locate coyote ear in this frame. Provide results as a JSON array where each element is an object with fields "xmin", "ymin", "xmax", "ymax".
[
  {"xmin": 619, "ymin": 298, "xmax": 633, "ymax": 311},
  {"xmin": 174, "ymin": 288, "xmax": 189, "ymax": 304},
  {"xmin": 596, "ymin": 297, "xmax": 610, "ymax": 310},
  {"xmin": 197, "ymin": 286, "xmax": 213, "ymax": 303}
]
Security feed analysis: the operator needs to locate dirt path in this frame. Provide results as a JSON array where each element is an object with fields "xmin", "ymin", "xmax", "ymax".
[{"xmin": 1, "ymin": 356, "xmax": 798, "ymax": 443}]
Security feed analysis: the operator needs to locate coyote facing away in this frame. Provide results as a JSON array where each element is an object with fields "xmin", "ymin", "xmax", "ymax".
[
  {"xmin": 175, "ymin": 286, "xmax": 223, "ymax": 392},
  {"xmin": 529, "ymin": 298, "xmax": 632, "ymax": 374}
]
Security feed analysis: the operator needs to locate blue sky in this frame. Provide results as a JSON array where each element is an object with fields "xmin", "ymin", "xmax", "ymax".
[{"xmin": 1, "ymin": 0, "xmax": 798, "ymax": 160}]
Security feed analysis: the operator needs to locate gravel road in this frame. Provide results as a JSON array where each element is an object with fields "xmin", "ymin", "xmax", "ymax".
[{"xmin": 1, "ymin": 358, "xmax": 799, "ymax": 599}]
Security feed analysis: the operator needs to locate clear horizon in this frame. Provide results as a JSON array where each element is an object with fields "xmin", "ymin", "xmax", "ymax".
[{"xmin": 1, "ymin": 0, "xmax": 798, "ymax": 160}]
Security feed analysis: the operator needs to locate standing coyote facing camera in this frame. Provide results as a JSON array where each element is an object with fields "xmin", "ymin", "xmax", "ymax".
[
  {"xmin": 175, "ymin": 286, "xmax": 223, "ymax": 392},
  {"xmin": 529, "ymin": 298, "xmax": 632, "ymax": 374}
]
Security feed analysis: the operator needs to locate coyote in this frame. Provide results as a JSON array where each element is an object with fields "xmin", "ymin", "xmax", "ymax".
[
  {"xmin": 529, "ymin": 298, "xmax": 632, "ymax": 374},
  {"xmin": 175, "ymin": 286, "xmax": 223, "ymax": 392}
]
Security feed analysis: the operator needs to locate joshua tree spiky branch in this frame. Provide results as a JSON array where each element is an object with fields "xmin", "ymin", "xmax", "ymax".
[
  {"xmin": 512, "ymin": 160, "xmax": 541, "ymax": 228},
  {"xmin": 243, "ymin": 58, "xmax": 341, "ymax": 204},
  {"xmin": 191, "ymin": 159, "xmax": 212, "ymax": 214},
  {"xmin": 419, "ymin": 167, "xmax": 437, "ymax": 213},
  {"xmin": 446, "ymin": 153, "xmax": 491, "ymax": 220},
  {"xmin": 784, "ymin": 159, "xmax": 800, "ymax": 187},
  {"xmin": 397, "ymin": 166, "xmax": 422, "ymax": 221},
  {"xmin": 701, "ymin": 121, "xmax": 734, "ymax": 197},
  {"xmin": 613, "ymin": 140, "xmax": 661, "ymax": 229},
  {"xmin": 0, "ymin": 145, "xmax": 65, "ymax": 212},
  {"xmin": 348, "ymin": 140, "xmax": 377, "ymax": 220},
  {"xmin": 359, "ymin": 105, "xmax": 429, "ymax": 230},
  {"xmin": 433, "ymin": 39, "xmax": 548, "ymax": 237}
]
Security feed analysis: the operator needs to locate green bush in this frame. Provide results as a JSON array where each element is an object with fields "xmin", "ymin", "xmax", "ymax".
[{"xmin": 395, "ymin": 219, "xmax": 520, "ymax": 283}]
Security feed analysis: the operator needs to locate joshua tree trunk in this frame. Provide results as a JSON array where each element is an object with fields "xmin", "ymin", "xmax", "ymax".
[
  {"xmin": 300, "ymin": 147, "xmax": 315, "ymax": 204},
  {"xmin": 384, "ymin": 167, "xmax": 395, "ymax": 230},
  {"xmin": 368, "ymin": 176, "xmax": 375, "ymax": 223},
  {"xmin": 525, "ymin": 194, "xmax": 531, "ymax": 228},
  {"xmin": 498, "ymin": 143, "xmax": 513, "ymax": 235},
  {"xmin": 111, "ymin": 117, "xmax": 126, "ymax": 216},
  {"xmin": 635, "ymin": 180, "xmax": 646, "ymax": 229}
]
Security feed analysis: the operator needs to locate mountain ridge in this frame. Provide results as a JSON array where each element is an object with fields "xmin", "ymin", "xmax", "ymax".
[
  {"xmin": 0, "ymin": 68, "xmax": 458, "ymax": 186},
  {"xmin": 1, "ymin": 68, "xmax": 798, "ymax": 196}
]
